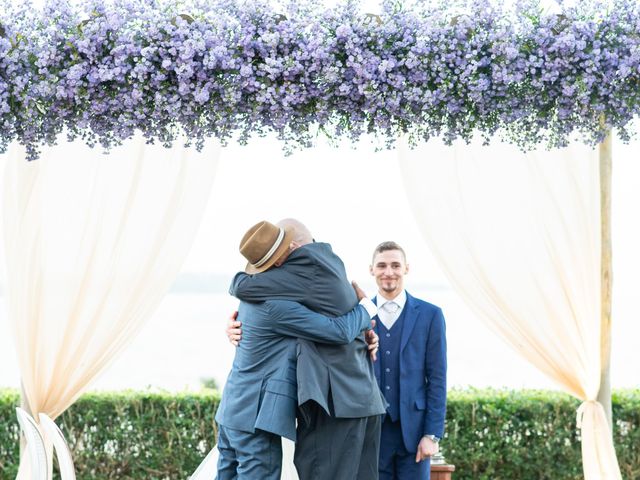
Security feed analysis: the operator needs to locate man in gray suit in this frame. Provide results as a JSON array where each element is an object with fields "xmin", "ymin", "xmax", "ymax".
[
  {"xmin": 216, "ymin": 220, "xmax": 378, "ymax": 480},
  {"xmin": 228, "ymin": 219, "xmax": 386, "ymax": 480}
]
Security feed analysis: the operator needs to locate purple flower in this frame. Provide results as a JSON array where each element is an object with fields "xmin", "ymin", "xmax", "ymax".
[{"xmin": 0, "ymin": 0, "xmax": 638, "ymax": 159}]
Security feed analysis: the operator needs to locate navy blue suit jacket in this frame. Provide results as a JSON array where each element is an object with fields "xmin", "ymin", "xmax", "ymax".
[{"xmin": 373, "ymin": 291, "xmax": 447, "ymax": 451}]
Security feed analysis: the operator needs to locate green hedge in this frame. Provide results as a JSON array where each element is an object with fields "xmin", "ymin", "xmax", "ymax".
[
  {"xmin": 1, "ymin": 388, "xmax": 638, "ymax": 479},
  {"xmin": 443, "ymin": 389, "xmax": 640, "ymax": 479},
  {"xmin": 0, "ymin": 389, "xmax": 220, "ymax": 479}
]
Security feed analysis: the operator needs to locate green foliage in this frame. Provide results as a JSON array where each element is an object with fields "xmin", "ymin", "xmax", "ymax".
[
  {"xmin": 0, "ymin": 389, "xmax": 220, "ymax": 480},
  {"xmin": 443, "ymin": 389, "xmax": 640, "ymax": 479},
  {"xmin": 0, "ymin": 388, "xmax": 637, "ymax": 479},
  {"xmin": 444, "ymin": 389, "xmax": 583, "ymax": 479},
  {"xmin": 612, "ymin": 390, "xmax": 640, "ymax": 480},
  {"xmin": 199, "ymin": 377, "xmax": 219, "ymax": 391},
  {"xmin": 0, "ymin": 389, "xmax": 20, "ymax": 478}
]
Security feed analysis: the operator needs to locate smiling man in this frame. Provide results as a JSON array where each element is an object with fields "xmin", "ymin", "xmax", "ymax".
[{"xmin": 370, "ymin": 241, "xmax": 448, "ymax": 480}]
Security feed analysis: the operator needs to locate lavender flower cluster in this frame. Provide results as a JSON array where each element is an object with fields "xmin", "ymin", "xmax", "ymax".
[{"xmin": 1, "ymin": 0, "xmax": 640, "ymax": 159}]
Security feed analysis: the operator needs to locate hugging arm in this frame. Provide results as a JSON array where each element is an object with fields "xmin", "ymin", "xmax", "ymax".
[
  {"xmin": 225, "ymin": 310, "xmax": 374, "ymax": 349},
  {"xmin": 229, "ymin": 267, "xmax": 313, "ymax": 303},
  {"xmin": 267, "ymin": 300, "xmax": 374, "ymax": 344}
]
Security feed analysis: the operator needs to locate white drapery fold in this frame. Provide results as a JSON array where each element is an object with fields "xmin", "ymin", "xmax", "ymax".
[
  {"xmin": 398, "ymin": 139, "xmax": 621, "ymax": 480},
  {"xmin": 3, "ymin": 136, "xmax": 220, "ymax": 478}
]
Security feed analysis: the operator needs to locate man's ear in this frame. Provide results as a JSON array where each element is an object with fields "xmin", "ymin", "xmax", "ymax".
[
  {"xmin": 405, "ymin": 263, "xmax": 410, "ymax": 275},
  {"xmin": 369, "ymin": 265, "xmax": 374, "ymax": 276}
]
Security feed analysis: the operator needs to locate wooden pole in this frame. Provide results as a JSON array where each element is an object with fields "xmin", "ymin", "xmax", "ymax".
[{"xmin": 597, "ymin": 125, "xmax": 613, "ymax": 433}]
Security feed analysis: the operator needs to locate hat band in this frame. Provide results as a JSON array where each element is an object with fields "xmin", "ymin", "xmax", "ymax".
[{"xmin": 252, "ymin": 227, "xmax": 285, "ymax": 268}]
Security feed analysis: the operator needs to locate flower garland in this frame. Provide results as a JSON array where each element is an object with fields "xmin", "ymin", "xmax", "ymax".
[{"xmin": 1, "ymin": 0, "xmax": 640, "ymax": 159}]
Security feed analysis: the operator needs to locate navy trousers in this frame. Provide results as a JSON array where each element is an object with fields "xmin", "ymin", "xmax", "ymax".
[
  {"xmin": 216, "ymin": 424, "xmax": 282, "ymax": 480},
  {"xmin": 379, "ymin": 415, "xmax": 430, "ymax": 480}
]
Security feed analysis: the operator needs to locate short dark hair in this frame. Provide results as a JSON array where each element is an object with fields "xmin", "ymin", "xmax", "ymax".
[{"xmin": 371, "ymin": 241, "xmax": 407, "ymax": 264}]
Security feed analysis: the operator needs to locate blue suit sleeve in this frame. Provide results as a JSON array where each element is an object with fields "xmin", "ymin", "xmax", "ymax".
[
  {"xmin": 267, "ymin": 300, "xmax": 370, "ymax": 344},
  {"xmin": 424, "ymin": 307, "xmax": 447, "ymax": 439},
  {"xmin": 229, "ymin": 267, "xmax": 314, "ymax": 303}
]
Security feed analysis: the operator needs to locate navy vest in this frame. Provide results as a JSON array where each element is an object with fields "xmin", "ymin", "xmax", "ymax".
[{"xmin": 378, "ymin": 305, "xmax": 408, "ymax": 422}]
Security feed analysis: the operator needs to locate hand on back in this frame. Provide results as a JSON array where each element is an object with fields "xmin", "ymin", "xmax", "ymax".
[{"xmin": 226, "ymin": 311, "xmax": 241, "ymax": 346}]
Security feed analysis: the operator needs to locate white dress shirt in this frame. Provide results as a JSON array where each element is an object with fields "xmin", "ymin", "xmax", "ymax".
[
  {"xmin": 376, "ymin": 290, "xmax": 407, "ymax": 330},
  {"xmin": 359, "ymin": 297, "xmax": 378, "ymax": 319}
]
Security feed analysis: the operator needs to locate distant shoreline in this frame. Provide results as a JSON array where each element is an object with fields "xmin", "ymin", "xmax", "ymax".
[{"xmin": 167, "ymin": 272, "xmax": 450, "ymax": 295}]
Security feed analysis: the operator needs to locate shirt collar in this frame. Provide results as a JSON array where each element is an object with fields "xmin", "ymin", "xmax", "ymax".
[{"xmin": 378, "ymin": 289, "xmax": 407, "ymax": 309}]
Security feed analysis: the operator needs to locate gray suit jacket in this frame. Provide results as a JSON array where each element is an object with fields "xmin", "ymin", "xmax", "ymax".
[
  {"xmin": 230, "ymin": 242, "xmax": 386, "ymax": 418},
  {"xmin": 215, "ymin": 299, "xmax": 371, "ymax": 441}
]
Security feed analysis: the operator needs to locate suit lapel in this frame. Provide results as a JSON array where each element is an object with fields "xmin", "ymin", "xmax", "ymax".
[
  {"xmin": 372, "ymin": 296, "xmax": 381, "ymax": 331},
  {"xmin": 400, "ymin": 292, "xmax": 418, "ymax": 353},
  {"xmin": 372, "ymin": 296, "xmax": 381, "ymax": 380}
]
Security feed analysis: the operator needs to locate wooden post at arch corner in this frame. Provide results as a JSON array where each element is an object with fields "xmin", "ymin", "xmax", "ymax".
[
  {"xmin": 597, "ymin": 124, "xmax": 613, "ymax": 433},
  {"xmin": 431, "ymin": 463, "xmax": 456, "ymax": 480}
]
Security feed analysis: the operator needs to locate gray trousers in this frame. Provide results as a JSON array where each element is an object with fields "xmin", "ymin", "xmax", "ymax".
[
  {"xmin": 294, "ymin": 402, "xmax": 381, "ymax": 480},
  {"xmin": 216, "ymin": 424, "xmax": 282, "ymax": 480}
]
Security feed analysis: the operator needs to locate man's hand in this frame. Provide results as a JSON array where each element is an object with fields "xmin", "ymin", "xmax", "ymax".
[
  {"xmin": 226, "ymin": 311, "xmax": 242, "ymax": 347},
  {"xmin": 351, "ymin": 280, "xmax": 367, "ymax": 301},
  {"xmin": 415, "ymin": 436, "xmax": 439, "ymax": 463},
  {"xmin": 365, "ymin": 320, "xmax": 379, "ymax": 361}
]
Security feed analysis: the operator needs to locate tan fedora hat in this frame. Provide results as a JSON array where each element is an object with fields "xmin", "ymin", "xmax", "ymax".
[{"xmin": 239, "ymin": 221, "xmax": 295, "ymax": 274}]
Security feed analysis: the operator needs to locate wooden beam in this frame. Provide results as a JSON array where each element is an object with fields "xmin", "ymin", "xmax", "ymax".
[{"xmin": 597, "ymin": 126, "xmax": 613, "ymax": 433}]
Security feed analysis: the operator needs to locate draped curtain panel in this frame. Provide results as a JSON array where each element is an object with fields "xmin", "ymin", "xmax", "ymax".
[
  {"xmin": 2, "ymin": 137, "xmax": 220, "ymax": 478},
  {"xmin": 397, "ymin": 139, "xmax": 621, "ymax": 480}
]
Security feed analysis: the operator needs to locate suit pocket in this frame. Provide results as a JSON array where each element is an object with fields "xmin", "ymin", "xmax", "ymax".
[
  {"xmin": 255, "ymin": 379, "xmax": 298, "ymax": 440},
  {"xmin": 415, "ymin": 397, "xmax": 426, "ymax": 410},
  {"xmin": 265, "ymin": 379, "xmax": 296, "ymax": 398}
]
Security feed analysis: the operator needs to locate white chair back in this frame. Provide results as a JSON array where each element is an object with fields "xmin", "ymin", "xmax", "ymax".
[
  {"xmin": 189, "ymin": 445, "xmax": 219, "ymax": 480},
  {"xmin": 15, "ymin": 407, "xmax": 49, "ymax": 480},
  {"xmin": 189, "ymin": 439, "xmax": 299, "ymax": 480},
  {"xmin": 280, "ymin": 438, "xmax": 299, "ymax": 480},
  {"xmin": 38, "ymin": 413, "xmax": 76, "ymax": 480}
]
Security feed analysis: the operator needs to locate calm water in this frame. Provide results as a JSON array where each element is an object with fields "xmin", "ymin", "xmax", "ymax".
[{"xmin": 0, "ymin": 288, "xmax": 637, "ymax": 392}]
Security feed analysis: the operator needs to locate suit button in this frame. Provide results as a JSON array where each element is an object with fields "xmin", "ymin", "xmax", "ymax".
[
  {"xmin": 386, "ymin": 333, "xmax": 391, "ymax": 338},
  {"xmin": 385, "ymin": 368, "xmax": 390, "ymax": 373},
  {"xmin": 385, "ymin": 351, "xmax": 391, "ymax": 355},
  {"xmin": 385, "ymin": 386, "xmax": 390, "ymax": 390}
]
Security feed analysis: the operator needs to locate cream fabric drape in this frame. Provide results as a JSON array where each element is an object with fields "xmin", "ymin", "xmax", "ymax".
[
  {"xmin": 398, "ymin": 139, "xmax": 621, "ymax": 479},
  {"xmin": 3, "ymin": 136, "xmax": 220, "ymax": 478}
]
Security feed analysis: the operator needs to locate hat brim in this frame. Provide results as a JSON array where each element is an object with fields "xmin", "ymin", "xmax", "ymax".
[{"xmin": 244, "ymin": 226, "xmax": 295, "ymax": 274}]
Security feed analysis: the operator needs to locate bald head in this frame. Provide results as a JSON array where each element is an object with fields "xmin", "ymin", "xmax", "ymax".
[{"xmin": 277, "ymin": 218, "xmax": 313, "ymax": 246}]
